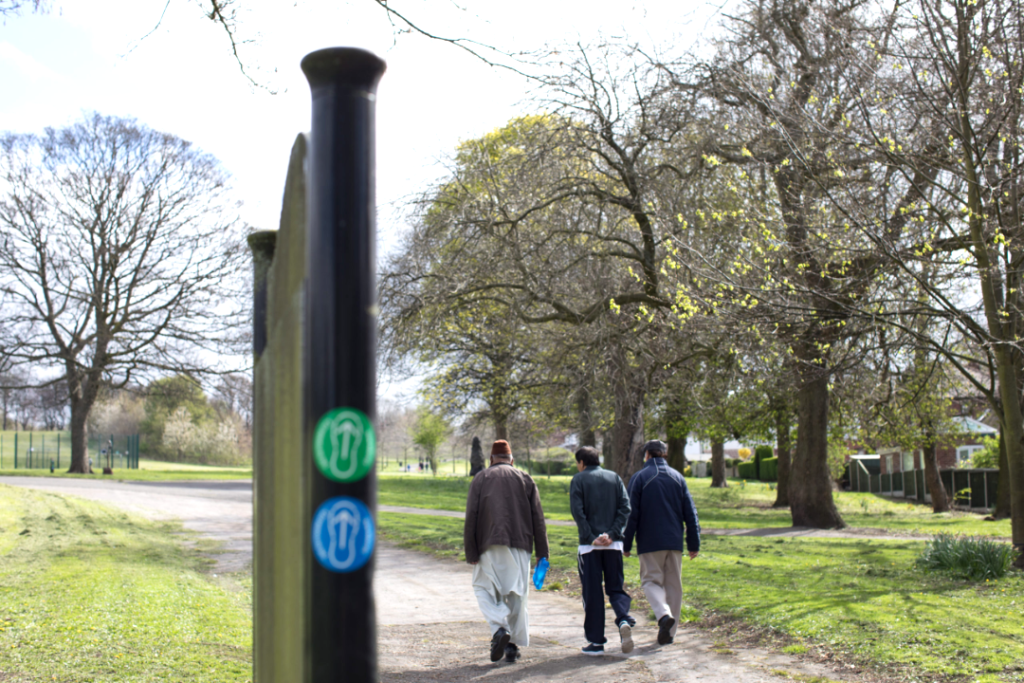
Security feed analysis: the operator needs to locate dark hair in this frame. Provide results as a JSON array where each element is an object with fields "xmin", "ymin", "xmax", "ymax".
[
  {"xmin": 643, "ymin": 440, "xmax": 668, "ymax": 457},
  {"xmin": 575, "ymin": 447, "xmax": 601, "ymax": 468}
]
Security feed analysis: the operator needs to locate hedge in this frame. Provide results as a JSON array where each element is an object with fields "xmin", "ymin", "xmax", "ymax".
[
  {"xmin": 737, "ymin": 461, "xmax": 757, "ymax": 479},
  {"xmin": 530, "ymin": 459, "xmax": 571, "ymax": 476},
  {"xmin": 759, "ymin": 457, "xmax": 778, "ymax": 482}
]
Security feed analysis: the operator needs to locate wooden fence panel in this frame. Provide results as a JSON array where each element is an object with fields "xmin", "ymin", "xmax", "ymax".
[{"xmin": 252, "ymin": 134, "xmax": 311, "ymax": 683}]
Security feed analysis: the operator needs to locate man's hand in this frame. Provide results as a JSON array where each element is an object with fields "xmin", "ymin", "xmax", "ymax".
[
  {"xmin": 469, "ymin": 561, "xmax": 478, "ymax": 565},
  {"xmin": 592, "ymin": 533, "xmax": 612, "ymax": 547},
  {"xmin": 688, "ymin": 551, "xmax": 699, "ymax": 560},
  {"xmin": 623, "ymin": 551, "xmax": 631, "ymax": 558}
]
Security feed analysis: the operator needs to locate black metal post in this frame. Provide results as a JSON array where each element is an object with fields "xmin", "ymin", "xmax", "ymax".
[{"xmin": 302, "ymin": 47, "xmax": 385, "ymax": 683}]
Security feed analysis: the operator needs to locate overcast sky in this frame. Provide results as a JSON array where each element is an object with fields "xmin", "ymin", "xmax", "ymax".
[{"xmin": 0, "ymin": 0, "xmax": 723, "ymax": 402}]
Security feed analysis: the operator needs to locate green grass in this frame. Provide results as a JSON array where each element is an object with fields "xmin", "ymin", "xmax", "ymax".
[
  {"xmin": 377, "ymin": 511, "xmax": 1024, "ymax": 680},
  {"xmin": 377, "ymin": 472, "xmax": 1014, "ymax": 537},
  {"xmin": 0, "ymin": 484, "xmax": 252, "ymax": 682},
  {"xmin": 0, "ymin": 458, "xmax": 253, "ymax": 482}
]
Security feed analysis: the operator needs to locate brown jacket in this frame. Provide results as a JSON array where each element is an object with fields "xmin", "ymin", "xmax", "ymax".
[{"xmin": 464, "ymin": 462, "xmax": 549, "ymax": 563}]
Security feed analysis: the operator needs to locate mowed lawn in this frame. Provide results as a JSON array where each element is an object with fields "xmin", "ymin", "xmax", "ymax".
[
  {"xmin": 0, "ymin": 458, "xmax": 252, "ymax": 482},
  {"xmin": 378, "ymin": 471, "xmax": 1014, "ymax": 537},
  {"xmin": 378, "ymin": 511, "xmax": 1024, "ymax": 681},
  {"xmin": 0, "ymin": 484, "xmax": 252, "ymax": 682}
]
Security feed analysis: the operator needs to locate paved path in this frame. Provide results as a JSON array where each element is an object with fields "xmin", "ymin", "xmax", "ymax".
[
  {"xmin": 0, "ymin": 476, "xmax": 253, "ymax": 572},
  {"xmin": 0, "ymin": 477, "xmax": 879, "ymax": 681}
]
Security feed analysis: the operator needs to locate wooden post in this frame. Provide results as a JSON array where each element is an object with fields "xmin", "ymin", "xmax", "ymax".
[{"xmin": 248, "ymin": 228, "xmax": 277, "ymax": 682}]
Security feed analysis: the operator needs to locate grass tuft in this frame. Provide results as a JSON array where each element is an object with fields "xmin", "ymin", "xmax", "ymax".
[{"xmin": 916, "ymin": 532, "xmax": 1017, "ymax": 581}]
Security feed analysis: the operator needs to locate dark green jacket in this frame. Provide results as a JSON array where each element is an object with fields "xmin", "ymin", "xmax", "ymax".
[{"xmin": 569, "ymin": 465, "xmax": 631, "ymax": 545}]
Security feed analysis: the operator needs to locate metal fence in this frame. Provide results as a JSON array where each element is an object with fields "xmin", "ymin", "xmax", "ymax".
[
  {"xmin": 847, "ymin": 459, "xmax": 999, "ymax": 510},
  {"xmin": 0, "ymin": 431, "xmax": 140, "ymax": 470}
]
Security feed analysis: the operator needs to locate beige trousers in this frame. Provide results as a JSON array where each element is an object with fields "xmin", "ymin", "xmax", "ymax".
[
  {"xmin": 472, "ymin": 546, "xmax": 531, "ymax": 647},
  {"xmin": 638, "ymin": 550, "xmax": 683, "ymax": 638}
]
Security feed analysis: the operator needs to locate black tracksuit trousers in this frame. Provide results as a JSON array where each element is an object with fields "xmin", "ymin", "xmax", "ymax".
[{"xmin": 577, "ymin": 549, "xmax": 631, "ymax": 645}]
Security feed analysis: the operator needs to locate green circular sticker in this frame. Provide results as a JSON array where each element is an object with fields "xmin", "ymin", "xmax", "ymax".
[{"xmin": 313, "ymin": 407, "xmax": 376, "ymax": 482}]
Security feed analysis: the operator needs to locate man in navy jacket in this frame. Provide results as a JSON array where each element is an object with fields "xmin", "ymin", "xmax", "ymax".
[{"xmin": 623, "ymin": 440, "xmax": 700, "ymax": 646}]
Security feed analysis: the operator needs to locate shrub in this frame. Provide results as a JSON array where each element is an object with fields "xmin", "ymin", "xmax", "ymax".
[
  {"xmin": 916, "ymin": 533, "xmax": 1017, "ymax": 581},
  {"xmin": 737, "ymin": 461, "xmax": 757, "ymax": 479},
  {"xmin": 760, "ymin": 457, "xmax": 778, "ymax": 481},
  {"xmin": 737, "ymin": 447, "xmax": 752, "ymax": 460},
  {"xmin": 965, "ymin": 437, "xmax": 1000, "ymax": 469},
  {"xmin": 530, "ymin": 457, "xmax": 571, "ymax": 476},
  {"xmin": 683, "ymin": 466, "xmax": 692, "ymax": 477}
]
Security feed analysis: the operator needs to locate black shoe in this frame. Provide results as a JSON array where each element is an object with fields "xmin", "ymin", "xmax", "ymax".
[
  {"xmin": 504, "ymin": 643, "xmax": 520, "ymax": 663},
  {"xmin": 490, "ymin": 628, "xmax": 510, "ymax": 662},
  {"xmin": 657, "ymin": 615, "xmax": 675, "ymax": 645},
  {"xmin": 581, "ymin": 643, "xmax": 605, "ymax": 656}
]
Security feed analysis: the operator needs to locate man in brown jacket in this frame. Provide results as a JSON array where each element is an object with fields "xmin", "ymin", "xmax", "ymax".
[{"xmin": 464, "ymin": 439, "xmax": 549, "ymax": 664}]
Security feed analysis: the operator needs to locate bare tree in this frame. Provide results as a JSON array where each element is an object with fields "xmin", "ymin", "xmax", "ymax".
[
  {"xmin": 0, "ymin": 0, "xmax": 47, "ymax": 17},
  {"xmin": 0, "ymin": 113, "xmax": 246, "ymax": 473},
  {"xmin": 211, "ymin": 372, "xmax": 253, "ymax": 431}
]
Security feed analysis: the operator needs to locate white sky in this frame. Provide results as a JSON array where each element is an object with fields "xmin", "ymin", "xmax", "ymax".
[{"xmin": 0, "ymin": 0, "xmax": 724, "ymax": 401}]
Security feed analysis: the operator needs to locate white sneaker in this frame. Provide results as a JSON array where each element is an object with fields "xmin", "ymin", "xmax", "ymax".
[{"xmin": 618, "ymin": 621, "xmax": 634, "ymax": 654}]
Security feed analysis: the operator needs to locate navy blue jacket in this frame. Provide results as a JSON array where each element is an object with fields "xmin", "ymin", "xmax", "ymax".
[{"xmin": 623, "ymin": 457, "xmax": 700, "ymax": 555}]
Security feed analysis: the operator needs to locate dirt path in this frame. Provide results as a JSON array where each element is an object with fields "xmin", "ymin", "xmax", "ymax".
[
  {"xmin": 1, "ymin": 477, "xmax": 880, "ymax": 682},
  {"xmin": 377, "ymin": 544, "xmax": 867, "ymax": 683}
]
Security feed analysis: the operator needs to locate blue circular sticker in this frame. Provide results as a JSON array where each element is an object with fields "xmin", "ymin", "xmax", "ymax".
[{"xmin": 312, "ymin": 497, "xmax": 375, "ymax": 573}]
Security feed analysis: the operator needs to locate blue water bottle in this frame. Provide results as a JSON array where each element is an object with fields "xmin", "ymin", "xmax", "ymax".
[{"xmin": 532, "ymin": 557, "xmax": 549, "ymax": 590}]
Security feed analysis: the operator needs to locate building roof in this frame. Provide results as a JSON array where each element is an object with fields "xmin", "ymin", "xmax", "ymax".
[{"xmin": 951, "ymin": 416, "xmax": 998, "ymax": 437}]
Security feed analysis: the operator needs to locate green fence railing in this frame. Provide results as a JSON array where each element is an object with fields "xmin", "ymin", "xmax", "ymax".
[{"xmin": 0, "ymin": 431, "xmax": 140, "ymax": 470}]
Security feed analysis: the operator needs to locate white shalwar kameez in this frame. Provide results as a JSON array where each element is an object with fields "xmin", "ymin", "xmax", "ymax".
[{"xmin": 471, "ymin": 545, "xmax": 531, "ymax": 647}]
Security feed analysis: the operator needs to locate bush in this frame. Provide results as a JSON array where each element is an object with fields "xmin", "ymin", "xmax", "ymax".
[
  {"xmin": 753, "ymin": 445, "xmax": 773, "ymax": 480},
  {"xmin": 737, "ymin": 461, "xmax": 757, "ymax": 479},
  {"xmin": 916, "ymin": 533, "xmax": 1017, "ymax": 581},
  {"xmin": 760, "ymin": 457, "xmax": 778, "ymax": 481},
  {"xmin": 966, "ymin": 437, "xmax": 1000, "ymax": 469},
  {"xmin": 683, "ymin": 466, "xmax": 692, "ymax": 477},
  {"xmin": 530, "ymin": 458, "xmax": 571, "ymax": 476}
]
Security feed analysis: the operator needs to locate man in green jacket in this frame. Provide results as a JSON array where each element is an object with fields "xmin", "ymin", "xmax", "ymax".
[
  {"xmin": 464, "ymin": 440, "xmax": 549, "ymax": 664},
  {"xmin": 569, "ymin": 446, "xmax": 634, "ymax": 656}
]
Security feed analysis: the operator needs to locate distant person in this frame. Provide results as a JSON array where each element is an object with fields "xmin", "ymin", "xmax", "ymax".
[
  {"xmin": 464, "ymin": 439, "xmax": 549, "ymax": 664},
  {"xmin": 569, "ymin": 446, "xmax": 634, "ymax": 656},
  {"xmin": 623, "ymin": 440, "xmax": 700, "ymax": 646}
]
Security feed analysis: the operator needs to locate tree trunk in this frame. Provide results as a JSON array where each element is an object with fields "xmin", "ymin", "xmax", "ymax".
[
  {"xmin": 773, "ymin": 409, "xmax": 792, "ymax": 508},
  {"xmin": 67, "ymin": 395, "xmax": 94, "ymax": 474},
  {"xmin": 428, "ymin": 449, "xmax": 438, "ymax": 476},
  {"xmin": 611, "ymin": 384, "xmax": 646, "ymax": 484},
  {"xmin": 993, "ymin": 428, "xmax": 1012, "ymax": 519},
  {"xmin": 494, "ymin": 414, "xmax": 509, "ymax": 442},
  {"xmin": 667, "ymin": 433, "xmax": 687, "ymax": 474},
  {"xmin": 992, "ymin": 346, "xmax": 1024, "ymax": 566},
  {"xmin": 922, "ymin": 440, "xmax": 949, "ymax": 513},
  {"xmin": 711, "ymin": 440, "xmax": 727, "ymax": 488},
  {"xmin": 789, "ymin": 365, "xmax": 844, "ymax": 528},
  {"xmin": 577, "ymin": 388, "xmax": 596, "ymax": 447},
  {"xmin": 960, "ymin": 98, "xmax": 1024, "ymax": 563}
]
